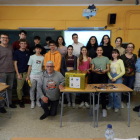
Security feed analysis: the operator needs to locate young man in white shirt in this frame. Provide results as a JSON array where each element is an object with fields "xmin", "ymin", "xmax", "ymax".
[{"xmin": 72, "ymin": 33, "xmax": 84, "ymax": 57}]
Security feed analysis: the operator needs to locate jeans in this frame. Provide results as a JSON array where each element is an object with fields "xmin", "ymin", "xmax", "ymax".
[
  {"xmin": 29, "ymin": 75, "xmax": 40, "ymax": 101},
  {"xmin": 0, "ymin": 72, "xmax": 14, "ymax": 105},
  {"xmin": 66, "ymin": 93, "xmax": 76, "ymax": 103},
  {"xmin": 122, "ymin": 75, "xmax": 135, "ymax": 102},
  {"xmin": 108, "ymin": 73, "xmax": 122, "ymax": 109},
  {"xmin": 40, "ymin": 99, "xmax": 59, "ymax": 116}
]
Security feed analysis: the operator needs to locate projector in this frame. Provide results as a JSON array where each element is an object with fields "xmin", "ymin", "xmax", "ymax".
[{"xmin": 83, "ymin": 4, "xmax": 97, "ymax": 19}]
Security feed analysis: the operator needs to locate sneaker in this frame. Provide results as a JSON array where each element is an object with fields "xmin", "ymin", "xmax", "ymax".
[
  {"xmin": 9, "ymin": 103, "xmax": 17, "ymax": 108},
  {"xmin": 19, "ymin": 100, "xmax": 25, "ymax": 108},
  {"xmin": 121, "ymin": 102, "xmax": 124, "ymax": 108},
  {"xmin": 31, "ymin": 101, "xmax": 35, "ymax": 109},
  {"xmin": 40, "ymin": 114, "xmax": 47, "ymax": 120},
  {"xmin": 72, "ymin": 103, "xmax": 75, "ymax": 109},
  {"xmin": 133, "ymin": 107, "xmax": 140, "ymax": 112},
  {"xmin": 78, "ymin": 102, "xmax": 84, "ymax": 109},
  {"xmin": 67, "ymin": 102, "xmax": 71, "ymax": 108},
  {"xmin": 94, "ymin": 104, "xmax": 98, "ymax": 110},
  {"xmin": 36, "ymin": 101, "xmax": 41, "ymax": 107},
  {"xmin": 127, "ymin": 103, "xmax": 131, "ymax": 108},
  {"xmin": 102, "ymin": 109, "xmax": 107, "ymax": 117},
  {"xmin": 85, "ymin": 102, "xmax": 90, "ymax": 109},
  {"xmin": 114, "ymin": 108, "xmax": 119, "ymax": 112},
  {"xmin": 0, "ymin": 107, "xmax": 7, "ymax": 113},
  {"xmin": 107, "ymin": 106, "xmax": 112, "ymax": 110}
]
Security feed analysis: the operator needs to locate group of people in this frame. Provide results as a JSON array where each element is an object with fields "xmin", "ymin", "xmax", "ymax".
[{"xmin": 0, "ymin": 30, "xmax": 140, "ymax": 120}]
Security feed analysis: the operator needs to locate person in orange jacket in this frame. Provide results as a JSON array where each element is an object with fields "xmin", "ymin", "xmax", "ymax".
[{"xmin": 44, "ymin": 40, "xmax": 61, "ymax": 72}]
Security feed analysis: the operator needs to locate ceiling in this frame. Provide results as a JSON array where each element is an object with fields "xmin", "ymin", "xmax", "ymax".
[{"xmin": 0, "ymin": 0, "xmax": 138, "ymax": 6}]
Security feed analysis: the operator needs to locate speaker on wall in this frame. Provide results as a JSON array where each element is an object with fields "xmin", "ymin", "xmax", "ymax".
[{"xmin": 108, "ymin": 13, "xmax": 117, "ymax": 24}]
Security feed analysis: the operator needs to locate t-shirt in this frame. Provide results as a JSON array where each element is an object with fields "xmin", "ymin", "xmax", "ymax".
[
  {"xmin": 57, "ymin": 46, "xmax": 67, "ymax": 57},
  {"xmin": 72, "ymin": 42, "xmax": 84, "ymax": 57},
  {"xmin": 66, "ymin": 55, "xmax": 74, "ymax": 67},
  {"xmin": 30, "ymin": 46, "xmax": 46, "ymax": 55},
  {"xmin": 12, "ymin": 41, "xmax": 30, "ymax": 51},
  {"xmin": 13, "ymin": 50, "xmax": 30, "ymax": 73},
  {"xmin": 91, "ymin": 56, "xmax": 110, "ymax": 70},
  {"xmin": 28, "ymin": 54, "xmax": 44, "ymax": 75},
  {"xmin": 114, "ymin": 47, "xmax": 125, "ymax": 56},
  {"xmin": 43, "ymin": 45, "xmax": 50, "ymax": 54},
  {"xmin": 0, "ymin": 44, "xmax": 15, "ymax": 73}
]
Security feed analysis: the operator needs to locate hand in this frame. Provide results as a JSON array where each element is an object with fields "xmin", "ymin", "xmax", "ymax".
[
  {"xmin": 42, "ymin": 96, "xmax": 48, "ymax": 103},
  {"xmin": 59, "ymin": 84, "xmax": 65, "ymax": 90},
  {"xmin": 17, "ymin": 75, "xmax": 22, "ymax": 80},
  {"xmin": 0, "ymin": 74, "xmax": 1, "ymax": 79},
  {"xmin": 111, "ymin": 78, "xmax": 116, "ymax": 82},
  {"xmin": 94, "ymin": 69, "xmax": 99, "ymax": 72},
  {"xmin": 26, "ymin": 76, "xmax": 29, "ymax": 82},
  {"xmin": 101, "ymin": 70, "xmax": 106, "ymax": 74}
]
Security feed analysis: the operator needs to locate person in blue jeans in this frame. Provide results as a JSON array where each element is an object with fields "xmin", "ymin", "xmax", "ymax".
[
  {"xmin": 120, "ymin": 43, "xmax": 137, "ymax": 108},
  {"xmin": 107, "ymin": 49, "xmax": 125, "ymax": 112}
]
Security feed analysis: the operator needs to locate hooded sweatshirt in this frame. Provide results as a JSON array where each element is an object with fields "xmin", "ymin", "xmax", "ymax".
[
  {"xmin": 44, "ymin": 50, "xmax": 61, "ymax": 72},
  {"xmin": 37, "ymin": 70, "xmax": 65, "ymax": 101}
]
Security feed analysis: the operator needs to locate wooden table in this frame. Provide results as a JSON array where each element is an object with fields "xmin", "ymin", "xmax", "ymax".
[
  {"xmin": 94, "ymin": 84, "xmax": 133, "ymax": 127},
  {"xmin": 60, "ymin": 84, "xmax": 96, "ymax": 127},
  {"xmin": 0, "ymin": 83, "xmax": 10, "ymax": 118}
]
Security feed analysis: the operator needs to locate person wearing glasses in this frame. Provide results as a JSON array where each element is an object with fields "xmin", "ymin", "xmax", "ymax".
[
  {"xmin": 37, "ymin": 61, "xmax": 65, "ymax": 120},
  {"xmin": 44, "ymin": 40, "xmax": 61, "ymax": 72}
]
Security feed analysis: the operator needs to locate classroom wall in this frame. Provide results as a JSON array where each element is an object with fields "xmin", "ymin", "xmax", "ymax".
[{"xmin": 0, "ymin": 6, "xmax": 140, "ymax": 54}]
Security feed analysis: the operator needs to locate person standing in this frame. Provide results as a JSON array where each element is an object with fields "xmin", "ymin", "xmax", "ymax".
[
  {"xmin": 13, "ymin": 39, "xmax": 30, "ymax": 108},
  {"xmin": 114, "ymin": 37, "xmax": 125, "ymax": 56},
  {"xmin": 44, "ymin": 36, "xmax": 52, "ymax": 53},
  {"xmin": 56, "ymin": 36, "xmax": 67, "ymax": 57},
  {"xmin": 12, "ymin": 30, "xmax": 30, "ymax": 51},
  {"xmin": 121, "ymin": 43, "xmax": 137, "ymax": 108},
  {"xmin": 0, "ymin": 33, "xmax": 17, "ymax": 113},
  {"xmin": 72, "ymin": 33, "xmax": 84, "ymax": 58}
]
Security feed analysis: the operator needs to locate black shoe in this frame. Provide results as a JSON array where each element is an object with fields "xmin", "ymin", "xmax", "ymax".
[
  {"xmin": 0, "ymin": 107, "xmax": 7, "ymax": 113},
  {"xmin": 134, "ymin": 105, "xmax": 140, "ymax": 109},
  {"xmin": 19, "ymin": 100, "xmax": 25, "ymax": 108},
  {"xmin": 9, "ymin": 104, "xmax": 17, "ymax": 108},
  {"xmin": 133, "ymin": 107, "xmax": 140, "ymax": 112},
  {"xmin": 40, "ymin": 114, "xmax": 47, "ymax": 120}
]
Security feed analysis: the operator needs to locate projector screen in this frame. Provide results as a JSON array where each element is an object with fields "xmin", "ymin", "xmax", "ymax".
[{"xmin": 63, "ymin": 30, "xmax": 111, "ymax": 46}]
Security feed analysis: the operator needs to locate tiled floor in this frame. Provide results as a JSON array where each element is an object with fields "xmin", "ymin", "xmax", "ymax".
[{"xmin": 0, "ymin": 99, "xmax": 140, "ymax": 140}]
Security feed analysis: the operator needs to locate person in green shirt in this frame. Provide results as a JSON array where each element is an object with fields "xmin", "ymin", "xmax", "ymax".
[{"xmin": 91, "ymin": 46, "xmax": 110, "ymax": 118}]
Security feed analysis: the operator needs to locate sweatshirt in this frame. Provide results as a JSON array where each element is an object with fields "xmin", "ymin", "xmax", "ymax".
[
  {"xmin": 135, "ymin": 58, "xmax": 140, "ymax": 72},
  {"xmin": 44, "ymin": 50, "xmax": 61, "ymax": 72},
  {"xmin": 37, "ymin": 70, "xmax": 65, "ymax": 101}
]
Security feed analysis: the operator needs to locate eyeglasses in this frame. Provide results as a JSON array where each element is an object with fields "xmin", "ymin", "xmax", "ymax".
[
  {"xmin": 46, "ymin": 66, "xmax": 54, "ymax": 68},
  {"xmin": 1, "ymin": 37, "xmax": 9, "ymax": 39},
  {"xmin": 127, "ymin": 47, "xmax": 134, "ymax": 49}
]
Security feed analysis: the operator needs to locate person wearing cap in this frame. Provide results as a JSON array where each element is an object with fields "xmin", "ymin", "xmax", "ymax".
[
  {"xmin": 26, "ymin": 44, "xmax": 45, "ymax": 109},
  {"xmin": 13, "ymin": 39, "xmax": 30, "ymax": 108},
  {"xmin": 37, "ymin": 61, "xmax": 65, "ymax": 120}
]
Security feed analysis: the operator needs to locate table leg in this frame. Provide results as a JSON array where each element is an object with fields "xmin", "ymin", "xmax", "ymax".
[
  {"xmin": 60, "ymin": 92, "xmax": 65, "ymax": 127},
  {"xmin": 96, "ymin": 92, "xmax": 101, "ymax": 127},
  {"xmin": 92, "ymin": 93, "xmax": 95, "ymax": 128},
  {"xmin": 90, "ymin": 93, "xmax": 91, "ymax": 116},
  {"xmin": 128, "ymin": 92, "xmax": 130, "ymax": 127},
  {"xmin": 139, "ymin": 108, "xmax": 140, "ymax": 117},
  {"xmin": 119, "ymin": 93, "xmax": 121, "ymax": 116},
  {"xmin": 6, "ymin": 89, "xmax": 11, "ymax": 118}
]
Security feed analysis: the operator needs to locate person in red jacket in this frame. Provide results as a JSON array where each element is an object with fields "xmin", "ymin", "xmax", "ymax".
[{"xmin": 12, "ymin": 30, "xmax": 30, "ymax": 51}]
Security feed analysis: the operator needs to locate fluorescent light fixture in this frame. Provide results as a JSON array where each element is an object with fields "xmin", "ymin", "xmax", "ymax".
[
  {"xmin": 18, "ymin": 27, "xmax": 55, "ymax": 30},
  {"xmin": 68, "ymin": 27, "xmax": 104, "ymax": 30}
]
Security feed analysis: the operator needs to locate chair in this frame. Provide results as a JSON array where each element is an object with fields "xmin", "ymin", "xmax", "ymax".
[{"xmin": 0, "ymin": 83, "xmax": 11, "ymax": 118}]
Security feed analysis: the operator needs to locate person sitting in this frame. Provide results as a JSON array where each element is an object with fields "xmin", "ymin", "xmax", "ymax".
[{"xmin": 37, "ymin": 61, "xmax": 65, "ymax": 120}]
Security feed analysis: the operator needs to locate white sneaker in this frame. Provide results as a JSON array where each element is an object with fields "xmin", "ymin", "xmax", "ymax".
[
  {"xmin": 102, "ymin": 109, "xmax": 107, "ymax": 117},
  {"xmin": 31, "ymin": 101, "xmax": 35, "ymax": 109},
  {"xmin": 78, "ymin": 102, "xmax": 84, "ymax": 108},
  {"xmin": 127, "ymin": 103, "xmax": 131, "ymax": 108},
  {"xmin": 67, "ymin": 102, "xmax": 71, "ymax": 108},
  {"xmin": 107, "ymin": 106, "xmax": 112, "ymax": 110},
  {"xmin": 36, "ymin": 101, "xmax": 41, "ymax": 107},
  {"xmin": 121, "ymin": 102, "xmax": 124, "ymax": 108},
  {"xmin": 85, "ymin": 102, "xmax": 90, "ymax": 109},
  {"xmin": 72, "ymin": 103, "xmax": 75, "ymax": 109},
  {"xmin": 94, "ymin": 104, "xmax": 98, "ymax": 110},
  {"xmin": 114, "ymin": 108, "xmax": 119, "ymax": 112}
]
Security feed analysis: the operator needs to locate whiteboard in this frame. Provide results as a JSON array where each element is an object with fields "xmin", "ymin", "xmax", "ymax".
[{"xmin": 63, "ymin": 30, "xmax": 111, "ymax": 46}]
